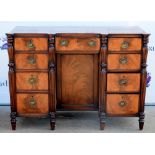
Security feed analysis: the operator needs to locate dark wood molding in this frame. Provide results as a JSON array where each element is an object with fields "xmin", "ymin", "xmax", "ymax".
[
  {"xmin": 99, "ymin": 34, "xmax": 108, "ymax": 130},
  {"xmin": 139, "ymin": 34, "xmax": 149, "ymax": 130},
  {"xmin": 7, "ymin": 34, "xmax": 17, "ymax": 130},
  {"xmin": 48, "ymin": 34, "xmax": 56, "ymax": 130}
]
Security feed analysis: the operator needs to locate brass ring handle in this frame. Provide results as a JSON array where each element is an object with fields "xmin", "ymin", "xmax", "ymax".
[
  {"xmin": 121, "ymin": 41, "xmax": 129, "ymax": 49},
  {"xmin": 26, "ymin": 40, "xmax": 35, "ymax": 49},
  {"xmin": 29, "ymin": 96, "xmax": 36, "ymax": 107},
  {"xmin": 60, "ymin": 40, "xmax": 69, "ymax": 46},
  {"xmin": 88, "ymin": 40, "xmax": 96, "ymax": 47},
  {"xmin": 28, "ymin": 75, "xmax": 38, "ymax": 85},
  {"xmin": 27, "ymin": 56, "xmax": 36, "ymax": 64},
  {"xmin": 119, "ymin": 79, "xmax": 128, "ymax": 86},
  {"xmin": 118, "ymin": 101, "xmax": 126, "ymax": 107},
  {"xmin": 119, "ymin": 56, "xmax": 128, "ymax": 64}
]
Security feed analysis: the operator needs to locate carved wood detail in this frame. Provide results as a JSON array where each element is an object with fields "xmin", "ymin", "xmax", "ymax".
[
  {"xmin": 139, "ymin": 34, "xmax": 149, "ymax": 130},
  {"xmin": 99, "ymin": 35, "xmax": 108, "ymax": 130},
  {"xmin": 48, "ymin": 34, "xmax": 56, "ymax": 130}
]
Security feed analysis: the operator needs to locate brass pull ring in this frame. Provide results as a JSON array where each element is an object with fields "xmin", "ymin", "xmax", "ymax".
[
  {"xmin": 121, "ymin": 41, "xmax": 129, "ymax": 49},
  {"xmin": 118, "ymin": 101, "xmax": 126, "ymax": 107},
  {"xmin": 119, "ymin": 56, "xmax": 128, "ymax": 64},
  {"xmin": 26, "ymin": 40, "xmax": 35, "ymax": 49},
  {"xmin": 119, "ymin": 79, "xmax": 128, "ymax": 86},
  {"xmin": 60, "ymin": 40, "xmax": 69, "ymax": 46},
  {"xmin": 88, "ymin": 40, "xmax": 96, "ymax": 47}
]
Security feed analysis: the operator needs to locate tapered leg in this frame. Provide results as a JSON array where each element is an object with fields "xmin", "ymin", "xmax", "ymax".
[
  {"xmin": 99, "ymin": 112, "xmax": 106, "ymax": 130},
  {"xmin": 50, "ymin": 112, "xmax": 56, "ymax": 130},
  {"xmin": 10, "ymin": 112, "xmax": 16, "ymax": 130},
  {"xmin": 139, "ymin": 112, "xmax": 145, "ymax": 130}
]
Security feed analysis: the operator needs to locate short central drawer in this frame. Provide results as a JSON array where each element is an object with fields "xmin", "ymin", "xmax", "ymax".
[{"xmin": 55, "ymin": 35, "xmax": 100, "ymax": 52}]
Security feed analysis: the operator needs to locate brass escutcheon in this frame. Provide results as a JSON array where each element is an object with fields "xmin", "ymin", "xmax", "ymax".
[
  {"xmin": 28, "ymin": 75, "xmax": 38, "ymax": 85},
  {"xmin": 27, "ymin": 55, "xmax": 36, "ymax": 64},
  {"xmin": 88, "ymin": 40, "xmax": 96, "ymax": 47},
  {"xmin": 119, "ymin": 79, "xmax": 128, "ymax": 86},
  {"xmin": 29, "ymin": 96, "xmax": 36, "ymax": 107},
  {"xmin": 121, "ymin": 41, "xmax": 129, "ymax": 49},
  {"xmin": 26, "ymin": 40, "xmax": 35, "ymax": 49},
  {"xmin": 60, "ymin": 39, "xmax": 69, "ymax": 46},
  {"xmin": 119, "ymin": 56, "xmax": 128, "ymax": 64},
  {"xmin": 118, "ymin": 100, "xmax": 126, "ymax": 107}
]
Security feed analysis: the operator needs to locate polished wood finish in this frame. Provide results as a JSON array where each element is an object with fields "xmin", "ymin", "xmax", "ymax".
[
  {"xmin": 107, "ymin": 54, "xmax": 141, "ymax": 71},
  {"xmin": 16, "ymin": 93, "xmax": 49, "ymax": 116},
  {"xmin": 15, "ymin": 54, "xmax": 48, "ymax": 70},
  {"xmin": 106, "ymin": 94, "xmax": 139, "ymax": 115},
  {"xmin": 7, "ymin": 26, "xmax": 149, "ymax": 130},
  {"xmin": 108, "ymin": 38, "xmax": 142, "ymax": 51},
  {"xmin": 14, "ymin": 37, "xmax": 48, "ymax": 51},
  {"xmin": 107, "ymin": 73, "xmax": 140, "ymax": 92}
]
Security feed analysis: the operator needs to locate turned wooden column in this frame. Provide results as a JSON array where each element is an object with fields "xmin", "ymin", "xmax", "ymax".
[
  {"xmin": 48, "ymin": 34, "xmax": 56, "ymax": 130},
  {"xmin": 139, "ymin": 34, "xmax": 149, "ymax": 130},
  {"xmin": 99, "ymin": 34, "xmax": 108, "ymax": 130},
  {"xmin": 7, "ymin": 34, "xmax": 17, "ymax": 130}
]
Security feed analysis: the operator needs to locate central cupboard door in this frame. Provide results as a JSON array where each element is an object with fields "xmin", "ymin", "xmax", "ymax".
[{"xmin": 55, "ymin": 34, "xmax": 100, "ymax": 110}]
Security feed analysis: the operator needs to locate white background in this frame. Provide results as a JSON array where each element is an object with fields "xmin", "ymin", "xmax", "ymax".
[{"xmin": 0, "ymin": 0, "xmax": 155, "ymax": 155}]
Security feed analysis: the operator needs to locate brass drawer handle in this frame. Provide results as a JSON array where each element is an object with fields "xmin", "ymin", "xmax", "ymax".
[
  {"xmin": 119, "ymin": 56, "xmax": 128, "ymax": 64},
  {"xmin": 118, "ymin": 101, "xmax": 126, "ymax": 107},
  {"xmin": 27, "ymin": 55, "xmax": 36, "ymax": 64},
  {"xmin": 119, "ymin": 79, "xmax": 128, "ymax": 86},
  {"xmin": 28, "ymin": 75, "xmax": 38, "ymax": 85},
  {"xmin": 88, "ymin": 40, "xmax": 96, "ymax": 47},
  {"xmin": 26, "ymin": 40, "xmax": 35, "ymax": 49},
  {"xmin": 60, "ymin": 40, "xmax": 69, "ymax": 46},
  {"xmin": 121, "ymin": 41, "xmax": 129, "ymax": 49},
  {"xmin": 29, "ymin": 96, "xmax": 36, "ymax": 107}
]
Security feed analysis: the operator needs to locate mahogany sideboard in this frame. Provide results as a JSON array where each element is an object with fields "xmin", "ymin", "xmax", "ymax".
[{"xmin": 6, "ymin": 26, "xmax": 150, "ymax": 130}]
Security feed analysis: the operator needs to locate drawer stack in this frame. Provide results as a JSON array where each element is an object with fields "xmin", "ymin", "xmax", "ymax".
[
  {"xmin": 7, "ymin": 34, "xmax": 56, "ymax": 130},
  {"xmin": 107, "ymin": 37, "xmax": 142, "ymax": 115},
  {"xmin": 99, "ymin": 34, "xmax": 149, "ymax": 130},
  {"xmin": 14, "ymin": 36, "xmax": 49, "ymax": 116}
]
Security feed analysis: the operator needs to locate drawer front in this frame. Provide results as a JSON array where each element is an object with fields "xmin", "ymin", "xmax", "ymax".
[
  {"xmin": 106, "ymin": 94, "xmax": 139, "ymax": 115},
  {"xmin": 15, "ymin": 54, "xmax": 48, "ymax": 70},
  {"xmin": 17, "ymin": 94, "xmax": 48, "ymax": 115},
  {"xmin": 108, "ymin": 38, "xmax": 142, "ymax": 51},
  {"xmin": 16, "ymin": 72, "xmax": 48, "ymax": 90},
  {"xmin": 14, "ymin": 38, "xmax": 48, "ymax": 51},
  {"xmin": 107, "ymin": 73, "xmax": 140, "ymax": 92},
  {"xmin": 107, "ymin": 54, "xmax": 141, "ymax": 71},
  {"xmin": 56, "ymin": 37, "xmax": 100, "ymax": 52}
]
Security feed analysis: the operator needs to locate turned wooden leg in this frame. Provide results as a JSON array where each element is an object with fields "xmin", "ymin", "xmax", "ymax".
[
  {"xmin": 99, "ymin": 112, "xmax": 106, "ymax": 130},
  {"xmin": 10, "ymin": 112, "xmax": 16, "ymax": 130},
  {"xmin": 139, "ymin": 112, "xmax": 145, "ymax": 130},
  {"xmin": 50, "ymin": 112, "xmax": 56, "ymax": 130}
]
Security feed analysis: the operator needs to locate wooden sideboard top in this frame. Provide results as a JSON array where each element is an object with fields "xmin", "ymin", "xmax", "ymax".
[{"xmin": 10, "ymin": 26, "xmax": 147, "ymax": 34}]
